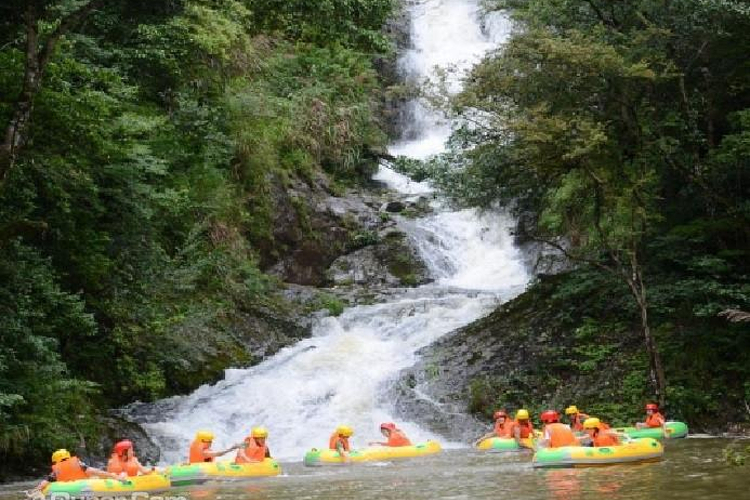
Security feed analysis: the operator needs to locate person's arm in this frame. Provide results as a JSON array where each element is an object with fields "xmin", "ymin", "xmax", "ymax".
[
  {"xmin": 265, "ymin": 447, "xmax": 271, "ymax": 458},
  {"xmin": 473, "ymin": 432, "xmax": 495, "ymax": 446},
  {"xmin": 235, "ymin": 444, "xmax": 250, "ymax": 463},
  {"xmin": 208, "ymin": 443, "xmax": 241, "ymax": 459},
  {"xmin": 87, "ymin": 466, "xmax": 127, "ymax": 481},
  {"xmin": 336, "ymin": 440, "xmax": 349, "ymax": 461}
]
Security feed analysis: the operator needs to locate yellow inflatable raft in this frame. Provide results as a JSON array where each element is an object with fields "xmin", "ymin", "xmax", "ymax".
[
  {"xmin": 476, "ymin": 436, "xmax": 536, "ymax": 452},
  {"xmin": 532, "ymin": 438, "xmax": 664, "ymax": 468},
  {"xmin": 43, "ymin": 474, "xmax": 170, "ymax": 497},
  {"xmin": 166, "ymin": 459, "xmax": 281, "ymax": 486},
  {"xmin": 303, "ymin": 440, "xmax": 442, "ymax": 466}
]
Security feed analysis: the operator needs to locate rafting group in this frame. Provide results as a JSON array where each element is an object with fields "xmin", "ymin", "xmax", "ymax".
[{"xmin": 29, "ymin": 403, "xmax": 688, "ymax": 497}]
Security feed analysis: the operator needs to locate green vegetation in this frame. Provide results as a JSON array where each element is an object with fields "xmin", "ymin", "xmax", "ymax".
[
  {"xmin": 0, "ymin": 0, "xmax": 394, "ymax": 476},
  {"xmin": 401, "ymin": 0, "xmax": 750, "ymax": 424}
]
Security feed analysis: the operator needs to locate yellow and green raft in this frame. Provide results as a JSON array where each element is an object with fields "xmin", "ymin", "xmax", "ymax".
[
  {"xmin": 613, "ymin": 421, "xmax": 688, "ymax": 440},
  {"xmin": 303, "ymin": 441, "xmax": 442, "ymax": 466},
  {"xmin": 532, "ymin": 438, "xmax": 664, "ymax": 468},
  {"xmin": 476, "ymin": 437, "xmax": 536, "ymax": 452},
  {"xmin": 166, "ymin": 459, "xmax": 281, "ymax": 486},
  {"xmin": 43, "ymin": 474, "xmax": 171, "ymax": 497}
]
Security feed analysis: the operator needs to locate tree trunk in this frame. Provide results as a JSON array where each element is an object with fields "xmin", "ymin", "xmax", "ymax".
[
  {"xmin": 0, "ymin": 4, "xmax": 41, "ymax": 183},
  {"xmin": 627, "ymin": 263, "xmax": 667, "ymax": 408}
]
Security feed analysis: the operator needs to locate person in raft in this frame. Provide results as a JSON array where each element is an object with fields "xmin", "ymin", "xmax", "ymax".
[
  {"xmin": 235, "ymin": 427, "xmax": 271, "ymax": 463},
  {"xmin": 107, "ymin": 439, "xmax": 154, "ymax": 476},
  {"xmin": 537, "ymin": 410, "xmax": 578, "ymax": 449},
  {"xmin": 474, "ymin": 410, "xmax": 513, "ymax": 446},
  {"xmin": 510, "ymin": 409, "xmax": 535, "ymax": 449},
  {"xmin": 31, "ymin": 449, "xmax": 125, "ymax": 494},
  {"xmin": 369, "ymin": 422, "xmax": 412, "ymax": 447},
  {"xmin": 635, "ymin": 403, "xmax": 667, "ymax": 433},
  {"xmin": 330, "ymin": 425, "xmax": 354, "ymax": 461},
  {"xmin": 583, "ymin": 418, "xmax": 621, "ymax": 447},
  {"xmin": 189, "ymin": 430, "xmax": 240, "ymax": 463},
  {"xmin": 564, "ymin": 405, "xmax": 590, "ymax": 432}
]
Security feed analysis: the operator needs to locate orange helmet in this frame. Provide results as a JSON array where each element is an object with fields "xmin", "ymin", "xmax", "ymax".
[
  {"xmin": 493, "ymin": 410, "xmax": 508, "ymax": 420},
  {"xmin": 646, "ymin": 403, "xmax": 659, "ymax": 411},
  {"xmin": 541, "ymin": 410, "xmax": 559, "ymax": 424},
  {"xmin": 113, "ymin": 440, "xmax": 133, "ymax": 455}
]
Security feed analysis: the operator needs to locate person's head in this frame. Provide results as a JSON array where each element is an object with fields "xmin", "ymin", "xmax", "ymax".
[
  {"xmin": 113, "ymin": 439, "xmax": 134, "ymax": 459},
  {"xmin": 196, "ymin": 430, "xmax": 214, "ymax": 448},
  {"xmin": 645, "ymin": 403, "xmax": 658, "ymax": 415},
  {"xmin": 251, "ymin": 426, "xmax": 268, "ymax": 445},
  {"xmin": 516, "ymin": 409, "xmax": 530, "ymax": 422},
  {"xmin": 583, "ymin": 418, "xmax": 601, "ymax": 434},
  {"xmin": 565, "ymin": 405, "xmax": 579, "ymax": 418},
  {"xmin": 336, "ymin": 425, "xmax": 354, "ymax": 438},
  {"xmin": 541, "ymin": 410, "xmax": 560, "ymax": 424},
  {"xmin": 380, "ymin": 422, "xmax": 396, "ymax": 437},
  {"xmin": 493, "ymin": 410, "xmax": 508, "ymax": 423},
  {"xmin": 51, "ymin": 449, "xmax": 71, "ymax": 465}
]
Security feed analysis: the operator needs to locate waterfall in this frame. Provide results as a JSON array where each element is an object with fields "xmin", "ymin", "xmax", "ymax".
[{"xmin": 133, "ymin": 0, "xmax": 523, "ymax": 463}]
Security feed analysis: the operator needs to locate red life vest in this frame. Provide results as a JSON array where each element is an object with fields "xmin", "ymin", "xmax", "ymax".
[
  {"xmin": 329, "ymin": 433, "xmax": 350, "ymax": 452},
  {"xmin": 494, "ymin": 419, "xmax": 513, "ymax": 438},
  {"xmin": 544, "ymin": 423, "xmax": 578, "ymax": 448},
  {"xmin": 235, "ymin": 438, "xmax": 267, "ymax": 463},
  {"xmin": 189, "ymin": 440, "xmax": 213, "ymax": 464},
  {"xmin": 52, "ymin": 457, "xmax": 89, "ymax": 482},
  {"xmin": 645, "ymin": 412, "xmax": 665, "ymax": 428},
  {"xmin": 386, "ymin": 429, "xmax": 412, "ymax": 447},
  {"xmin": 512, "ymin": 419, "xmax": 534, "ymax": 438},
  {"xmin": 107, "ymin": 454, "xmax": 140, "ymax": 476}
]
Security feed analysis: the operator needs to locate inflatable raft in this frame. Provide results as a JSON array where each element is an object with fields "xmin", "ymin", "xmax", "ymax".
[
  {"xmin": 303, "ymin": 441, "xmax": 442, "ymax": 466},
  {"xmin": 43, "ymin": 474, "xmax": 170, "ymax": 497},
  {"xmin": 532, "ymin": 438, "xmax": 664, "ymax": 468},
  {"xmin": 613, "ymin": 421, "xmax": 688, "ymax": 439},
  {"xmin": 166, "ymin": 459, "xmax": 281, "ymax": 486},
  {"xmin": 476, "ymin": 436, "xmax": 536, "ymax": 452}
]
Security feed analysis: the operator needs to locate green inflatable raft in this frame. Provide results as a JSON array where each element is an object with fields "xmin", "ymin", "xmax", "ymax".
[{"xmin": 613, "ymin": 421, "xmax": 688, "ymax": 439}]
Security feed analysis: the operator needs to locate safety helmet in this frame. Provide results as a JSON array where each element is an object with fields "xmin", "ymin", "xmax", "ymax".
[
  {"xmin": 51, "ymin": 449, "xmax": 71, "ymax": 464},
  {"xmin": 516, "ymin": 409, "xmax": 530, "ymax": 420},
  {"xmin": 493, "ymin": 410, "xmax": 508, "ymax": 420},
  {"xmin": 565, "ymin": 405, "xmax": 578, "ymax": 415},
  {"xmin": 196, "ymin": 430, "xmax": 214, "ymax": 443},
  {"xmin": 541, "ymin": 410, "xmax": 559, "ymax": 424},
  {"xmin": 113, "ymin": 440, "xmax": 133, "ymax": 455},
  {"xmin": 336, "ymin": 425, "xmax": 354, "ymax": 437},
  {"xmin": 583, "ymin": 418, "xmax": 601, "ymax": 429},
  {"xmin": 645, "ymin": 403, "xmax": 658, "ymax": 411},
  {"xmin": 251, "ymin": 427, "xmax": 268, "ymax": 438},
  {"xmin": 380, "ymin": 422, "xmax": 396, "ymax": 431}
]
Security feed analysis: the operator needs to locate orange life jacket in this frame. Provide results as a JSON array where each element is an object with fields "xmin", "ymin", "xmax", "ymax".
[
  {"xmin": 235, "ymin": 438, "xmax": 267, "ymax": 463},
  {"xmin": 189, "ymin": 440, "xmax": 213, "ymax": 464},
  {"xmin": 52, "ymin": 457, "xmax": 89, "ymax": 482},
  {"xmin": 512, "ymin": 419, "xmax": 534, "ymax": 439},
  {"xmin": 645, "ymin": 412, "xmax": 665, "ymax": 428},
  {"xmin": 386, "ymin": 429, "xmax": 412, "ymax": 447},
  {"xmin": 591, "ymin": 429, "xmax": 620, "ymax": 447},
  {"xmin": 571, "ymin": 413, "xmax": 589, "ymax": 432},
  {"xmin": 107, "ymin": 454, "xmax": 140, "ymax": 476},
  {"xmin": 544, "ymin": 423, "xmax": 578, "ymax": 448},
  {"xmin": 329, "ymin": 433, "xmax": 350, "ymax": 452},
  {"xmin": 494, "ymin": 419, "xmax": 513, "ymax": 438}
]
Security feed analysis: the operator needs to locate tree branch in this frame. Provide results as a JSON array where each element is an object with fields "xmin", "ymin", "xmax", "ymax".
[{"xmin": 38, "ymin": 0, "xmax": 105, "ymax": 70}]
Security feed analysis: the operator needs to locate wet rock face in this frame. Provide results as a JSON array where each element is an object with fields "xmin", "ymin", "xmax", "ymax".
[
  {"xmin": 80, "ymin": 415, "xmax": 161, "ymax": 468},
  {"xmin": 328, "ymin": 229, "xmax": 431, "ymax": 287},
  {"xmin": 393, "ymin": 275, "xmax": 641, "ymax": 440}
]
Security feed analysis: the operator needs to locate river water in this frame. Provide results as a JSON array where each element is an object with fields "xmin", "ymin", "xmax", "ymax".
[{"xmin": 4, "ymin": 0, "xmax": 745, "ymax": 499}]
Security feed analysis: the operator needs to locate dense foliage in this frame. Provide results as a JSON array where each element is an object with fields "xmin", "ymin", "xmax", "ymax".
[
  {"xmin": 399, "ymin": 0, "xmax": 750, "ymax": 422},
  {"xmin": 0, "ymin": 0, "xmax": 394, "ymax": 475}
]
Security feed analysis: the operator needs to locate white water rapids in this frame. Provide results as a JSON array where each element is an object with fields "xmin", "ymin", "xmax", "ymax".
[{"xmin": 136, "ymin": 1, "xmax": 525, "ymax": 464}]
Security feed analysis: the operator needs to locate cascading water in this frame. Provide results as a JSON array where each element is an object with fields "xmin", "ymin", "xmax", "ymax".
[{"xmin": 134, "ymin": 0, "xmax": 524, "ymax": 464}]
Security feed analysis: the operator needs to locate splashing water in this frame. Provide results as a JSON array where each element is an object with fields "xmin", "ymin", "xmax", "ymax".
[{"xmin": 134, "ymin": 1, "xmax": 523, "ymax": 463}]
